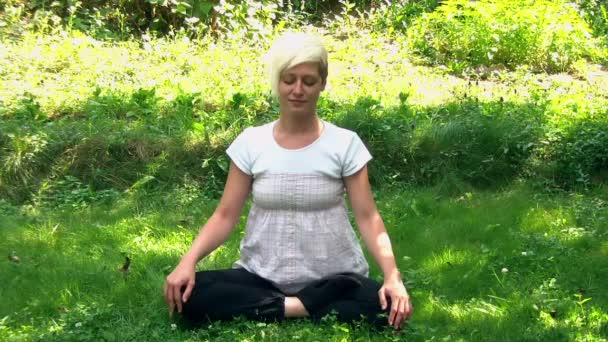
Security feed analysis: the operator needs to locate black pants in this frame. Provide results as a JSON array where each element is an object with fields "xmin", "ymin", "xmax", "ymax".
[{"xmin": 181, "ymin": 268, "xmax": 390, "ymax": 327}]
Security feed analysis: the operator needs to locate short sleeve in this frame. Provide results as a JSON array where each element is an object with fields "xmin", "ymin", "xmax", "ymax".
[
  {"xmin": 226, "ymin": 128, "xmax": 253, "ymax": 175},
  {"xmin": 342, "ymin": 133, "xmax": 372, "ymax": 176}
]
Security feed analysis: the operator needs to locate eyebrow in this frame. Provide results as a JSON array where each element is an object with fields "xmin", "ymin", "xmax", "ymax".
[
  {"xmin": 281, "ymin": 73, "xmax": 320, "ymax": 81},
  {"xmin": 282, "ymin": 70, "xmax": 319, "ymax": 77}
]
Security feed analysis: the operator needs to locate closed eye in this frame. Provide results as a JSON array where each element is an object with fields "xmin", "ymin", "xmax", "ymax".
[{"xmin": 282, "ymin": 76, "xmax": 296, "ymax": 84}]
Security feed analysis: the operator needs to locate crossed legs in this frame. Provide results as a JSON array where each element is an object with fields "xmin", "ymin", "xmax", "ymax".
[{"xmin": 180, "ymin": 268, "xmax": 389, "ymax": 327}]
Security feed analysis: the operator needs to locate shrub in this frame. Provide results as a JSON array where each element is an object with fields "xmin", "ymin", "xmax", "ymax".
[
  {"xmin": 406, "ymin": 99, "xmax": 541, "ymax": 188},
  {"xmin": 0, "ymin": 87, "xmax": 275, "ymax": 204},
  {"xmin": 371, "ymin": 0, "xmax": 443, "ymax": 34},
  {"xmin": 34, "ymin": 174, "xmax": 120, "ymax": 209},
  {"xmin": 0, "ymin": 0, "xmax": 381, "ymax": 39},
  {"xmin": 331, "ymin": 96, "xmax": 541, "ymax": 189},
  {"xmin": 406, "ymin": 0, "xmax": 602, "ymax": 73},
  {"xmin": 1, "ymin": 0, "xmax": 281, "ymax": 40},
  {"xmin": 573, "ymin": 0, "xmax": 608, "ymax": 37},
  {"xmin": 540, "ymin": 117, "xmax": 608, "ymax": 187},
  {"xmin": 0, "ymin": 131, "xmax": 50, "ymax": 193},
  {"xmin": 330, "ymin": 96, "xmax": 415, "ymax": 185}
]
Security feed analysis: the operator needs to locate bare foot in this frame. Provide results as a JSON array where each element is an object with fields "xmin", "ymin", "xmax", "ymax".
[{"xmin": 284, "ymin": 297, "xmax": 309, "ymax": 318}]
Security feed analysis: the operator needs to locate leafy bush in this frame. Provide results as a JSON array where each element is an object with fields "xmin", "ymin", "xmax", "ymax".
[
  {"xmin": 0, "ymin": 22, "xmax": 605, "ymax": 205},
  {"xmin": 1, "ymin": 0, "xmax": 281, "ymax": 39},
  {"xmin": 330, "ymin": 96, "xmax": 415, "ymax": 185},
  {"xmin": 0, "ymin": 85, "xmax": 276, "ymax": 203},
  {"xmin": 3, "ymin": 85, "xmax": 604, "ymax": 204},
  {"xmin": 0, "ymin": 131, "xmax": 50, "ymax": 189},
  {"xmin": 35, "ymin": 174, "xmax": 120, "ymax": 209},
  {"xmin": 407, "ymin": 100, "xmax": 541, "ymax": 188},
  {"xmin": 371, "ymin": 0, "xmax": 442, "ymax": 34},
  {"xmin": 540, "ymin": 117, "xmax": 608, "ymax": 188},
  {"xmin": 331, "ymin": 96, "xmax": 541, "ymax": 190},
  {"xmin": 0, "ymin": 0, "xmax": 382, "ymax": 39},
  {"xmin": 407, "ymin": 0, "xmax": 602, "ymax": 73},
  {"xmin": 573, "ymin": 0, "xmax": 608, "ymax": 37}
]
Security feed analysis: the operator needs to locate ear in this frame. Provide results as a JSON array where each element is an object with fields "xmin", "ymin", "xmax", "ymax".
[{"xmin": 321, "ymin": 79, "xmax": 326, "ymax": 91}]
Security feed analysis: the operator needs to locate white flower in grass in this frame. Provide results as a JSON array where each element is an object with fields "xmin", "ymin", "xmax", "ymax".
[
  {"xmin": 521, "ymin": 251, "xmax": 528, "ymax": 256},
  {"xmin": 75, "ymin": 322, "xmax": 82, "ymax": 328},
  {"xmin": 501, "ymin": 267, "xmax": 509, "ymax": 273},
  {"xmin": 171, "ymin": 323, "xmax": 177, "ymax": 330}
]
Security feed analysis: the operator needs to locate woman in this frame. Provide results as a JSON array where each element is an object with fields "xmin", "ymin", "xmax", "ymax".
[{"xmin": 163, "ymin": 32, "xmax": 412, "ymax": 330}]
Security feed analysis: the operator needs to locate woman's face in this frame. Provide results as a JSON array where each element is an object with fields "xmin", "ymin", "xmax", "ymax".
[{"xmin": 277, "ymin": 62, "xmax": 326, "ymax": 117}]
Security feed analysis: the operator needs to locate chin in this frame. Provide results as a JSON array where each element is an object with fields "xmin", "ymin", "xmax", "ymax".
[
  {"xmin": 292, "ymin": 108, "xmax": 316, "ymax": 116},
  {"xmin": 280, "ymin": 103, "xmax": 316, "ymax": 116}
]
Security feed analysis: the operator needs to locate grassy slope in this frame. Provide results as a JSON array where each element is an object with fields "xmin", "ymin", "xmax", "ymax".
[
  {"xmin": 1, "ymin": 29, "xmax": 607, "ymax": 204},
  {"xmin": 1, "ymin": 183, "xmax": 607, "ymax": 341}
]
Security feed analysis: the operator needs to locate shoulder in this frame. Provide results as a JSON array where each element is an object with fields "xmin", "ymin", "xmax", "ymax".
[
  {"xmin": 322, "ymin": 121, "xmax": 372, "ymax": 171},
  {"xmin": 323, "ymin": 120, "xmax": 359, "ymax": 143},
  {"xmin": 234, "ymin": 121, "xmax": 274, "ymax": 142}
]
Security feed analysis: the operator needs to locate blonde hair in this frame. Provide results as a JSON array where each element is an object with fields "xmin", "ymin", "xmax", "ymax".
[{"xmin": 264, "ymin": 32, "xmax": 328, "ymax": 97}]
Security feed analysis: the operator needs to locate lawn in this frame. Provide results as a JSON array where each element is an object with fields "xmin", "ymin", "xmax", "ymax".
[{"xmin": 2, "ymin": 183, "xmax": 607, "ymax": 341}]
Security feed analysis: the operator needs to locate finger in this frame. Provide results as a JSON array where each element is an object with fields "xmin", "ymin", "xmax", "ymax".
[
  {"xmin": 395, "ymin": 296, "xmax": 406, "ymax": 329},
  {"xmin": 378, "ymin": 288, "xmax": 387, "ymax": 310},
  {"xmin": 173, "ymin": 286, "xmax": 183, "ymax": 313},
  {"xmin": 405, "ymin": 296, "xmax": 413, "ymax": 319},
  {"xmin": 165, "ymin": 285, "xmax": 175, "ymax": 315},
  {"xmin": 167, "ymin": 286, "xmax": 176, "ymax": 316},
  {"xmin": 182, "ymin": 280, "xmax": 195, "ymax": 303},
  {"xmin": 389, "ymin": 296, "xmax": 399, "ymax": 326},
  {"xmin": 163, "ymin": 282, "xmax": 169, "ymax": 306},
  {"xmin": 165, "ymin": 282, "xmax": 176, "ymax": 315}
]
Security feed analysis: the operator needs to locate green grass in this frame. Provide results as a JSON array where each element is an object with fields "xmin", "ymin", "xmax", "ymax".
[{"xmin": 1, "ymin": 182, "xmax": 607, "ymax": 341}]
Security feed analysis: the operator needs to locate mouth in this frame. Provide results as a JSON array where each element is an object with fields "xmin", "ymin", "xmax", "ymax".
[{"xmin": 288, "ymin": 99, "xmax": 307, "ymax": 104}]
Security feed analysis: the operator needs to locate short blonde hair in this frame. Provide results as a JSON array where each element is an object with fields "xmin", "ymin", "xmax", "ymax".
[{"xmin": 264, "ymin": 32, "xmax": 328, "ymax": 97}]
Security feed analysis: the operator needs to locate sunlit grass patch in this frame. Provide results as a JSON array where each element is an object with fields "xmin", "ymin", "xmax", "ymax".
[
  {"xmin": 377, "ymin": 184, "xmax": 607, "ymax": 340},
  {"xmin": 4, "ymin": 28, "xmax": 604, "ymax": 118}
]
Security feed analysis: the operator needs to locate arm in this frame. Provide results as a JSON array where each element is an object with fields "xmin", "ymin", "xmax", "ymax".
[
  {"xmin": 179, "ymin": 161, "xmax": 252, "ymax": 265},
  {"xmin": 344, "ymin": 165, "xmax": 413, "ymax": 329},
  {"xmin": 164, "ymin": 161, "xmax": 252, "ymax": 314}
]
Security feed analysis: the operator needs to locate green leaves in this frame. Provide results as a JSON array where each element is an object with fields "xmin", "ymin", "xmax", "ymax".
[{"xmin": 406, "ymin": 0, "xmax": 603, "ymax": 73}]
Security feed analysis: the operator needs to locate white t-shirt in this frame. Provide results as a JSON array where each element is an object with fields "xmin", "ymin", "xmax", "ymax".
[{"xmin": 226, "ymin": 119, "xmax": 372, "ymax": 293}]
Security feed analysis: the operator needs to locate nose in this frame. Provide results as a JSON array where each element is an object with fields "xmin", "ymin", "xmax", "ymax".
[{"xmin": 292, "ymin": 80, "xmax": 304, "ymax": 96}]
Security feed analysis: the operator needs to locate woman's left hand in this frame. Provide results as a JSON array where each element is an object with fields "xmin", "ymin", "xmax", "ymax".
[{"xmin": 378, "ymin": 277, "xmax": 413, "ymax": 330}]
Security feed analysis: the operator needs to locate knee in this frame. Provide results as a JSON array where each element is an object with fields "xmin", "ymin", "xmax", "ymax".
[{"xmin": 180, "ymin": 283, "xmax": 212, "ymax": 323}]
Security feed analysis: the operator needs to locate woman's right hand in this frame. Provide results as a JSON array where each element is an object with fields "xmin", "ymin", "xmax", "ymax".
[
  {"xmin": 163, "ymin": 261, "xmax": 196, "ymax": 315},
  {"xmin": 162, "ymin": 162, "xmax": 251, "ymax": 316}
]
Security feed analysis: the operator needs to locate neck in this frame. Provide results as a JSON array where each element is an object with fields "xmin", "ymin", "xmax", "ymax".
[{"xmin": 276, "ymin": 112, "xmax": 321, "ymax": 134}]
